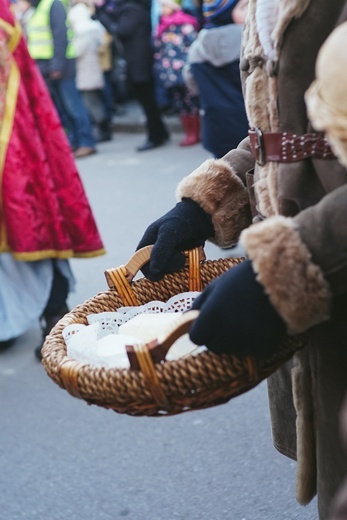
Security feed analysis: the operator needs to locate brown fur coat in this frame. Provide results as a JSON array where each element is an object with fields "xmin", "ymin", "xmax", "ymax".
[{"xmin": 176, "ymin": 1, "xmax": 347, "ymax": 518}]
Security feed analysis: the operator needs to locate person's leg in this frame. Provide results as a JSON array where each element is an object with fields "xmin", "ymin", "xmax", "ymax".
[
  {"xmin": 173, "ymin": 85, "xmax": 200, "ymax": 147},
  {"xmin": 102, "ymin": 70, "xmax": 115, "ymax": 116},
  {"xmin": 153, "ymin": 66, "xmax": 172, "ymax": 113},
  {"xmin": 82, "ymin": 90, "xmax": 112, "ymax": 142},
  {"xmin": 81, "ymin": 90, "xmax": 105, "ymax": 125},
  {"xmin": 48, "ymin": 79, "xmax": 77, "ymax": 149},
  {"xmin": 57, "ymin": 79, "xmax": 96, "ymax": 153},
  {"xmin": 35, "ymin": 260, "xmax": 72, "ymax": 361},
  {"xmin": 132, "ymin": 79, "xmax": 169, "ymax": 151}
]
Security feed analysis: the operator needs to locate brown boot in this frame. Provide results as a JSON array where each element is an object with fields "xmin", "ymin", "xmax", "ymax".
[
  {"xmin": 179, "ymin": 115, "xmax": 200, "ymax": 146},
  {"xmin": 74, "ymin": 146, "xmax": 96, "ymax": 159}
]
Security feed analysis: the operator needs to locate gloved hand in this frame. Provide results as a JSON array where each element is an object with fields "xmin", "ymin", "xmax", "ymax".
[
  {"xmin": 136, "ymin": 198, "xmax": 214, "ymax": 281},
  {"xmin": 189, "ymin": 260, "xmax": 286, "ymax": 359}
]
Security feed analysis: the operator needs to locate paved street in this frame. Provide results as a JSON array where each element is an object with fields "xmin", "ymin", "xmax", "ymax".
[{"xmin": 0, "ymin": 129, "xmax": 318, "ymax": 520}]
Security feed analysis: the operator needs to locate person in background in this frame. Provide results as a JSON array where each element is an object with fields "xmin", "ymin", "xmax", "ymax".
[
  {"xmin": 151, "ymin": 0, "xmax": 175, "ymax": 115},
  {"xmin": 12, "ymin": 0, "xmax": 34, "ymax": 35},
  {"xmin": 153, "ymin": 0, "xmax": 200, "ymax": 147},
  {"xmin": 98, "ymin": 29, "xmax": 116, "ymax": 121},
  {"xmin": 26, "ymin": 0, "xmax": 97, "ymax": 158},
  {"xmin": 183, "ymin": 0, "xmax": 249, "ymax": 158},
  {"xmin": 0, "ymin": 0, "xmax": 105, "ymax": 359},
  {"xmin": 94, "ymin": 0, "xmax": 170, "ymax": 152},
  {"xmin": 68, "ymin": 1, "xmax": 113, "ymax": 143},
  {"xmin": 135, "ymin": 1, "xmax": 347, "ymax": 518}
]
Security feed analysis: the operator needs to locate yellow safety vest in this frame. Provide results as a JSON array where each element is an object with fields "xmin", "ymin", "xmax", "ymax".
[{"xmin": 27, "ymin": 0, "xmax": 75, "ymax": 60}]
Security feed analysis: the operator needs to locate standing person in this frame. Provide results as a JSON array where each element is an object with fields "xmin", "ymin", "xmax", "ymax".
[
  {"xmin": 94, "ymin": 0, "xmax": 170, "ymax": 152},
  {"xmin": 135, "ymin": 1, "xmax": 347, "ymax": 518},
  {"xmin": 0, "ymin": 0, "xmax": 105, "ymax": 357},
  {"xmin": 183, "ymin": 0, "xmax": 249, "ymax": 157},
  {"xmin": 68, "ymin": 1, "xmax": 112, "ymax": 143},
  {"xmin": 98, "ymin": 30, "xmax": 116, "ymax": 123},
  {"xmin": 151, "ymin": 0, "xmax": 175, "ymax": 115},
  {"xmin": 26, "ymin": 0, "xmax": 97, "ymax": 158},
  {"xmin": 153, "ymin": 0, "xmax": 200, "ymax": 147}
]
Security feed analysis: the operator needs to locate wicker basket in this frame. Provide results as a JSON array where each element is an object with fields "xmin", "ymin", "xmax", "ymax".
[{"xmin": 42, "ymin": 246, "xmax": 308, "ymax": 417}]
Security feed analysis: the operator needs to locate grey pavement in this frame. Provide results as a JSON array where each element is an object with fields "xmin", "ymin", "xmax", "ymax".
[{"xmin": 0, "ymin": 128, "xmax": 318, "ymax": 520}]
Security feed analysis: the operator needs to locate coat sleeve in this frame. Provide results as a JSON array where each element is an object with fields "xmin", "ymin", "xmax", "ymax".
[
  {"xmin": 95, "ymin": 5, "xmax": 140, "ymax": 39},
  {"xmin": 176, "ymin": 137, "xmax": 255, "ymax": 247},
  {"xmin": 177, "ymin": 138, "xmax": 347, "ymax": 336},
  {"xmin": 94, "ymin": 9, "xmax": 119, "ymax": 35},
  {"xmin": 49, "ymin": 0, "xmax": 68, "ymax": 74},
  {"xmin": 239, "ymin": 181, "xmax": 347, "ymax": 335},
  {"xmin": 111, "ymin": 7, "xmax": 141, "ymax": 39}
]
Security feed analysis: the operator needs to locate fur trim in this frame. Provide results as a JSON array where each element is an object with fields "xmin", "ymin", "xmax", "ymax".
[
  {"xmin": 272, "ymin": 0, "xmax": 311, "ymax": 54},
  {"xmin": 176, "ymin": 159, "xmax": 251, "ymax": 247},
  {"xmin": 254, "ymin": 161, "xmax": 279, "ymax": 217},
  {"xmin": 245, "ymin": 66, "xmax": 271, "ymax": 130},
  {"xmin": 242, "ymin": 0, "xmax": 262, "ymax": 60},
  {"xmin": 268, "ymin": 76, "xmax": 280, "ymax": 131},
  {"xmin": 240, "ymin": 216, "xmax": 332, "ymax": 333},
  {"xmin": 292, "ymin": 350, "xmax": 317, "ymax": 505}
]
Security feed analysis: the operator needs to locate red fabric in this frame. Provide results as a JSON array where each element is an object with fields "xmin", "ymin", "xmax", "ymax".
[{"xmin": 0, "ymin": 2, "xmax": 105, "ymax": 259}]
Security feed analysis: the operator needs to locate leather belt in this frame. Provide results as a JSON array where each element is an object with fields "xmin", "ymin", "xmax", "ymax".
[{"xmin": 248, "ymin": 128, "xmax": 336, "ymax": 166}]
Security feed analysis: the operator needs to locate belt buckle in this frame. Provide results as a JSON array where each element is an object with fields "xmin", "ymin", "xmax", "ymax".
[{"xmin": 254, "ymin": 127, "xmax": 265, "ymax": 166}]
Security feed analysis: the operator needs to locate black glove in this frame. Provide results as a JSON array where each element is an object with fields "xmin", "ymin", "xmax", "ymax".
[
  {"xmin": 189, "ymin": 260, "xmax": 286, "ymax": 359},
  {"xmin": 136, "ymin": 198, "xmax": 214, "ymax": 281}
]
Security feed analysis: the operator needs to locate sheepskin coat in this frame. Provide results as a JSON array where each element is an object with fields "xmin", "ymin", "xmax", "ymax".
[{"xmin": 175, "ymin": 1, "xmax": 347, "ymax": 518}]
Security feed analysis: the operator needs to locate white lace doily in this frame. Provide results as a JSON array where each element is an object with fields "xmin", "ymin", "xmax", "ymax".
[{"xmin": 63, "ymin": 292, "xmax": 204, "ymax": 368}]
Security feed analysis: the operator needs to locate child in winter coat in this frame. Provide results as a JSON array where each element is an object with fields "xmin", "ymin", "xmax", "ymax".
[
  {"xmin": 68, "ymin": 1, "xmax": 112, "ymax": 142},
  {"xmin": 183, "ymin": 0, "xmax": 249, "ymax": 158},
  {"xmin": 153, "ymin": 0, "xmax": 200, "ymax": 146}
]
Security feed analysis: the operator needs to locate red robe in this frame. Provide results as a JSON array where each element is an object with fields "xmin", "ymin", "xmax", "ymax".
[{"xmin": 0, "ymin": 1, "xmax": 105, "ymax": 260}]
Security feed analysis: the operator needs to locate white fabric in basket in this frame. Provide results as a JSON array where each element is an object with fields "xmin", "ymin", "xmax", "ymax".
[{"xmin": 63, "ymin": 292, "xmax": 205, "ymax": 368}]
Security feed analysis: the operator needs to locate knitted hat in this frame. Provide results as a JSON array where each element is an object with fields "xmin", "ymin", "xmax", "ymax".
[{"xmin": 203, "ymin": 0, "xmax": 239, "ymax": 20}]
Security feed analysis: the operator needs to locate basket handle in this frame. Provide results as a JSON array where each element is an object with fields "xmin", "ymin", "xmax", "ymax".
[
  {"xmin": 125, "ymin": 309, "xmax": 200, "ymax": 370},
  {"xmin": 104, "ymin": 246, "xmax": 205, "ymax": 306}
]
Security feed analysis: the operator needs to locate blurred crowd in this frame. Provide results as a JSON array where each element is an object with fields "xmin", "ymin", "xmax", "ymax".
[{"xmin": 11, "ymin": 0, "xmax": 249, "ymax": 156}]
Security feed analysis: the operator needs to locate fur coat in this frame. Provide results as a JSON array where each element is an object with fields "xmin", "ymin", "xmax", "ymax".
[{"xmin": 175, "ymin": 1, "xmax": 347, "ymax": 518}]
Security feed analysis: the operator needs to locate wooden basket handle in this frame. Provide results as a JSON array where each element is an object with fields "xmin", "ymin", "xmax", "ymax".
[
  {"xmin": 104, "ymin": 246, "xmax": 205, "ymax": 306},
  {"xmin": 124, "ymin": 310, "xmax": 200, "ymax": 406},
  {"xmin": 126, "ymin": 309, "xmax": 200, "ymax": 370}
]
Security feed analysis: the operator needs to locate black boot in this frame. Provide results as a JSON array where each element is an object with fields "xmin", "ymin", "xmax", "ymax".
[
  {"xmin": 35, "ymin": 303, "xmax": 69, "ymax": 361},
  {"xmin": 98, "ymin": 120, "xmax": 113, "ymax": 142},
  {"xmin": 0, "ymin": 338, "xmax": 16, "ymax": 352}
]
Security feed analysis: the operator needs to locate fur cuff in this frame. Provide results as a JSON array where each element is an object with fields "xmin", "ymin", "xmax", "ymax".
[
  {"xmin": 240, "ymin": 216, "xmax": 331, "ymax": 333},
  {"xmin": 176, "ymin": 159, "xmax": 251, "ymax": 247}
]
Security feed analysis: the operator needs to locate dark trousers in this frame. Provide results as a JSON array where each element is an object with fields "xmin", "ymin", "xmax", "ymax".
[
  {"xmin": 132, "ymin": 80, "xmax": 169, "ymax": 143},
  {"xmin": 81, "ymin": 89, "xmax": 108, "ymax": 125},
  {"xmin": 43, "ymin": 262, "xmax": 69, "ymax": 317},
  {"xmin": 48, "ymin": 78, "xmax": 96, "ymax": 149}
]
